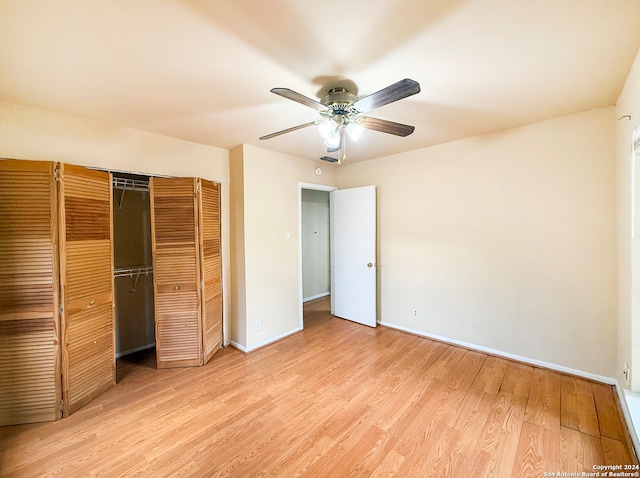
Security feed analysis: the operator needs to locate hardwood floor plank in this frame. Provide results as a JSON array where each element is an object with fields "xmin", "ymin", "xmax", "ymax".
[
  {"xmin": 475, "ymin": 391, "xmax": 529, "ymax": 476},
  {"xmin": 560, "ymin": 426, "xmax": 605, "ymax": 472},
  {"xmin": 367, "ymin": 449, "xmax": 406, "ymax": 476},
  {"xmin": 525, "ymin": 367, "xmax": 562, "ymax": 431},
  {"xmin": 561, "ymin": 375, "xmax": 600, "ymax": 437},
  {"xmin": 511, "ymin": 421, "xmax": 561, "ymax": 477},
  {"xmin": 592, "ymin": 382, "xmax": 626, "ymax": 441},
  {"xmin": 0, "ymin": 296, "xmax": 636, "ymax": 477},
  {"xmin": 471, "ymin": 355, "xmax": 509, "ymax": 394},
  {"xmin": 445, "ymin": 389, "xmax": 500, "ymax": 476},
  {"xmin": 601, "ymin": 435, "xmax": 639, "ymax": 466},
  {"xmin": 500, "ymin": 361, "xmax": 534, "ymax": 397}
]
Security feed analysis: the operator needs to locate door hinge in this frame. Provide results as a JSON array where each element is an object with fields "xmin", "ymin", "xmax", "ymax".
[
  {"xmin": 54, "ymin": 165, "xmax": 60, "ymax": 182},
  {"xmin": 59, "ymin": 399, "xmax": 65, "ymax": 414},
  {"xmin": 58, "ymin": 303, "xmax": 63, "ymax": 316},
  {"xmin": 196, "ymin": 181, "xmax": 201, "ymax": 192}
]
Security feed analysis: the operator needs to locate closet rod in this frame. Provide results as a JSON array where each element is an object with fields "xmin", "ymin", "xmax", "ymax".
[
  {"xmin": 114, "ymin": 265, "xmax": 153, "ymax": 292},
  {"xmin": 114, "ymin": 265, "xmax": 153, "ymax": 278},
  {"xmin": 112, "ymin": 177, "xmax": 149, "ymax": 192}
]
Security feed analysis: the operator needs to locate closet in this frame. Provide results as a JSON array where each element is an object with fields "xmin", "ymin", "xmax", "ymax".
[
  {"xmin": 0, "ymin": 159, "xmax": 223, "ymax": 426},
  {"xmin": 112, "ymin": 174, "xmax": 155, "ymax": 359}
]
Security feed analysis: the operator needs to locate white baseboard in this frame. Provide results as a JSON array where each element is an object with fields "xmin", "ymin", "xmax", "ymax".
[
  {"xmin": 230, "ymin": 326, "xmax": 302, "ymax": 354},
  {"xmin": 229, "ymin": 340, "xmax": 247, "ymax": 353},
  {"xmin": 303, "ymin": 291, "xmax": 330, "ymax": 303},
  {"xmin": 115, "ymin": 342, "xmax": 155, "ymax": 358},
  {"xmin": 379, "ymin": 321, "xmax": 614, "ymax": 385}
]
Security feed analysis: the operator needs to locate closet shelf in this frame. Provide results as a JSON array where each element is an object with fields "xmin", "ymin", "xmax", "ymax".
[
  {"xmin": 113, "ymin": 177, "xmax": 149, "ymax": 192},
  {"xmin": 114, "ymin": 177, "xmax": 149, "ymax": 208},
  {"xmin": 114, "ymin": 265, "xmax": 153, "ymax": 292},
  {"xmin": 114, "ymin": 265, "xmax": 153, "ymax": 278}
]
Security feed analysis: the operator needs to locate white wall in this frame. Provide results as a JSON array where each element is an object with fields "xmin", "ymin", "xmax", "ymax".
[
  {"xmin": 230, "ymin": 145, "xmax": 338, "ymax": 351},
  {"xmin": 302, "ymin": 189, "xmax": 331, "ymax": 301},
  {"xmin": 0, "ymin": 99, "xmax": 233, "ymax": 344},
  {"xmin": 617, "ymin": 46, "xmax": 640, "ymax": 390},
  {"xmin": 338, "ymin": 107, "xmax": 617, "ymax": 378}
]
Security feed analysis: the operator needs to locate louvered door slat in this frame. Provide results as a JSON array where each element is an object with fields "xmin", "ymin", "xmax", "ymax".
[
  {"xmin": 59, "ymin": 164, "xmax": 115, "ymax": 416},
  {"xmin": 150, "ymin": 177, "xmax": 202, "ymax": 368},
  {"xmin": 199, "ymin": 179, "xmax": 222, "ymax": 364},
  {"xmin": 0, "ymin": 159, "xmax": 60, "ymax": 426}
]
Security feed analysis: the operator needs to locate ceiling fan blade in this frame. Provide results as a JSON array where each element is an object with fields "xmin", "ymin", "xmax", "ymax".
[
  {"xmin": 271, "ymin": 88, "xmax": 329, "ymax": 112},
  {"xmin": 353, "ymin": 78, "xmax": 420, "ymax": 113},
  {"xmin": 360, "ymin": 116, "xmax": 415, "ymax": 137},
  {"xmin": 259, "ymin": 121, "xmax": 318, "ymax": 140}
]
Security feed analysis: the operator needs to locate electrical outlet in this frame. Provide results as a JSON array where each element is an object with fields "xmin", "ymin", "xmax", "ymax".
[
  {"xmin": 412, "ymin": 308, "xmax": 419, "ymax": 319},
  {"xmin": 624, "ymin": 363, "xmax": 631, "ymax": 386},
  {"xmin": 255, "ymin": 320, "xmax": 261, "ymax": 331}
]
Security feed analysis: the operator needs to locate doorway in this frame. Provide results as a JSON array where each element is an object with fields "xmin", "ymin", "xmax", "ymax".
[{"xmin": 298, "ymin": 183, "xmax": 337, "ymax": 329}]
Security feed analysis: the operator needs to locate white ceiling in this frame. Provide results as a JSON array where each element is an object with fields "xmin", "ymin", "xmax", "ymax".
[{"xmin": 1, "ymin": 0, "xmax": 640, "ymax": 163}]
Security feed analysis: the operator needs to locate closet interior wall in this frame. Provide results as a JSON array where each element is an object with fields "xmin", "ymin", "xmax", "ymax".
[{"xmin": 112, "ymin": 173, "xmax": 155, "ymax": 357}]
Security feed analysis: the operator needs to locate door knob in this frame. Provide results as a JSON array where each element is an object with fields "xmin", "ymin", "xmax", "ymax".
[{"xmin": 367, "ymin": 262, "xmax": 374, "ymax": 268}]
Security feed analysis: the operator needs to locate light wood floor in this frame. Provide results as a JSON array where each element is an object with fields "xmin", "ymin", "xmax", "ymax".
[{"xmin": 1, "ymin": 297, "xmax": 637, "ymax": 477}]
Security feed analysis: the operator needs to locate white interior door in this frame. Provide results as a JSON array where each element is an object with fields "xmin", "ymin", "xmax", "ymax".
[{"xmin": 331, "ymin": 185, "xmax": 377, "ymax": 327}]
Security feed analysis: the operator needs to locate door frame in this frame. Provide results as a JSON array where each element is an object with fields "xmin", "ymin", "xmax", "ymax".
[{"xmin": 298, "ymin": 182, "xmax": 337, "ymax": 329}]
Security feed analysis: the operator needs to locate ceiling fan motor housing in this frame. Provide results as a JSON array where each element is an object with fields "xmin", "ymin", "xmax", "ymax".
[
  {"xmin": 321, "ymin": 87, "xmax": 361, "ymax": 125},
  {"xmin": 321, "ymin": 87, "xmax": 357, "ymax": 107}
]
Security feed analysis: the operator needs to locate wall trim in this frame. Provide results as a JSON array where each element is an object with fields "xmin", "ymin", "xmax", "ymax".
[
  {"xmin": 379, "ymin": 321, "xmax": 614, "ymax": 384},
  {"xmin": 230, "ymin": 326, "xmax": 302, "ymax": 354},
  {"xmin": 229, "ymin": 340, "xmax": 248, "ymax": 353},
  {"xmin": 303, "ymin": 291, "xmax": 330, "ymax": 303}
]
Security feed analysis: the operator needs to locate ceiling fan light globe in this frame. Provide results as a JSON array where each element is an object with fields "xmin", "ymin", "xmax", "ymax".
[
  {"xmin": 318, "ymin": 119, "xmax": 337, "ymax": 139},
  {"xmin": 324, "ymin": 131, "xmax": 341, "ymax": 149},
  {"xmin": 346, "ymin": 122, "xmax": 364, "ymax": 141}
]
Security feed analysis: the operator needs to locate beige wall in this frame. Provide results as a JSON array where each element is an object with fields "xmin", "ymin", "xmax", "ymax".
[
  {"xmin": 0, "ymin": 99, "xmax": 233, "ymax": 344},
  {"xmin": 229, "ymin": 145, "xmax": 247, "ymax": 348},
  {"xmin": 617, "ymin": 47, "xmax": 640, "ymax": 390},
  {"xmin": 231, "ymin": 145, "xmax": 338, "ymax": 350},
  {"xmin": 338, "ymin": 107, "xmax": 617, "ymax": 377}
]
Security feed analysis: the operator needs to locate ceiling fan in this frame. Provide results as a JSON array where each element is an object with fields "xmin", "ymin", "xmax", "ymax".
[{"xmin": 259, "ymin": 78, "xmax": 421, "ymax": 163}]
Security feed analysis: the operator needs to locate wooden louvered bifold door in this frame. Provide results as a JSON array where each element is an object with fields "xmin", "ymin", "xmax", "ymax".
[
  {"xmin": 59, "ymin": 164, "xmax": 115, "ymax": 416},
  {"xmin": 199, "ymin": 179, "xmax": 222, "ymax": 364},
  {"xmin": 150, "ymin": 177, "xmax": 202, "ymax": 368},
  {"xmin": 0, "ymin": 160, "xmax": 61, "ymax": 425}
]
